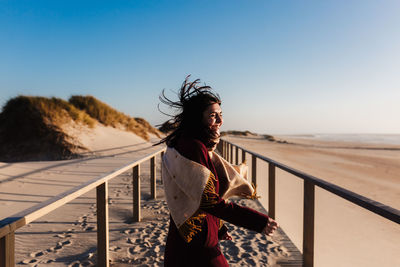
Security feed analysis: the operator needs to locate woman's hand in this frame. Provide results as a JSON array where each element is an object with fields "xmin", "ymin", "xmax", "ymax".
[{"xmin": 262, "ymin": 217, "xmax": 278, "ymax": 236}]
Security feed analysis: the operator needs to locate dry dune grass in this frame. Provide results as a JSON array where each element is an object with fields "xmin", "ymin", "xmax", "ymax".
[
  {"xmin": 69, "ymin": 95, "xmax": 162, "ymax": 140},
  {"xmin": 0, "ymin": 96, "xmax": 88, "ymax": 162},
  {"xmin": 0, "ymin": 95, "xmax": 161, "ymax": 162}
]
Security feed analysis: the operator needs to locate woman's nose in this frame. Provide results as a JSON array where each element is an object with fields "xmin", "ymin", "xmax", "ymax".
[{"xmin": 216, "ymin": 115, "xmax": 222, "ymax": 124}]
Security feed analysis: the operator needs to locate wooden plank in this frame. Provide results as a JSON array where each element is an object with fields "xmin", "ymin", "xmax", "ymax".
[
  {"xmin": 97, "ymin": 182, "xmax": 109, "ymax": 267},
  {"xmin": 0, "ymin": 218, "xmax": 25, "ymax": 239},
  {"xmin": 275, "ymin": 227, "xmax": 303, "ymax": 267},
  {"xmin": 268, "ymin": 163, "xmax": 276, "ymax": 219},
  {"xmin": 133, "ymin": 165, "xmax": 141, "ymax": 222},
  {"xmin": 251, "ymin": 154, "xmax": 257, "ymax": 186},
  {"xmin": 151, "ymin": 156, "xmax": 156, "ymax": 199},
  {"xmin": 303, "ymin": 180, "xmax": 315, "ymax": 267},
  {"xmin": 160, "ymin": 151, "xmax": 164, "ymax": 185},
  {"xmin": 0, "ymin": 232, "xmax": 15, "ymax": 267},
  {"xmin": 235, "ymin": 146, "xmax": 239, "ymax": 165}
]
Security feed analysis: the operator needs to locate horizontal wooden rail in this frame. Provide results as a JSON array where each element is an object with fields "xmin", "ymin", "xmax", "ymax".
[
  {"xmin": 0, "ymin": 146, "xmax": 166, "ymax": 267},
  {"xmin": 218, "ymin": 139, "xmax": 400, "ymax": 267}
]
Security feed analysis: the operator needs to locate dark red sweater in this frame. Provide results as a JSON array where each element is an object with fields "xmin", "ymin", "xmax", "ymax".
[{"xmin": 164, "ymin": 137, "xmax": 269, "ymax": 267}]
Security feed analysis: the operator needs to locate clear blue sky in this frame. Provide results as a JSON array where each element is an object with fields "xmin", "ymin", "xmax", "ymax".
[{"xmin": 1, "ymin": 0, "xmax": 399, "ymax": 134}]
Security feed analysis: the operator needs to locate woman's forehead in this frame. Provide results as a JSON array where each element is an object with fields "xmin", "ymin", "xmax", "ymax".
[{"xmin": 206, "ymin": 103, "xmax": 222, "ymax": 113}]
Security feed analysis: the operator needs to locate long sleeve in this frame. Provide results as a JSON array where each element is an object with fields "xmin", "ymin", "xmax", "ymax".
[{"xmin": 175, "ymin": 137, "xmax": 269, "ymax": 234}]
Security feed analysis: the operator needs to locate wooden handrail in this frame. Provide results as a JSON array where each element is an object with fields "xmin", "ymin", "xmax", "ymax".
[
  {"xmin": 220, "ymin": 139, "xmax": 400, "ymax": 224},
  {"xmin": 0, "ymin": 146, "xmax": 166, "ymax": 267},
  {"xmin": 219, "ymin": 139, "xmax": 400, "ymax": 267}
]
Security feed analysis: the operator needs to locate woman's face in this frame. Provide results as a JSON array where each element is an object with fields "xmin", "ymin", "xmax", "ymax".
[{"xmin": 202, "ymin": 103, "xmax": 223, "ymax": 135}]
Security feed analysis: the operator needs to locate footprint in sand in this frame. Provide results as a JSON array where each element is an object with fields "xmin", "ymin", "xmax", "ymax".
[
  {"xmin": 52, "ymin": 240, "xmax": 73, "ymax": 253},
  {"xmin": 29, "ymin": 251, "xmax": 44, "ymax": 257},
  {"xmin": 21, "ymin": 258, "xmax": 38, "ymax": 264},
  {"xmin": 54, "ymin": 233, "xmax": 74, "ymax": 238},
  {"xmin": 127, "ymin": 237, "xmax": 137, "ymax": 244},
  {"xmin": 85, "ymin": 226, "xmax": 95, "ymax": 231},
  {"xmin": 129, "ymin": 246, "xmax": 141, "ymax": 254},
  {"xmin": 20, "ymin": 239, "xmax": 72, "ymax": 265},
  {"xmin": 75, "ymin": 214, "xmax": 97, "ymax": 231},
  {"xmin": 68, "ymin": 261, "xmax": 82, "ymax": 267},
  {"xmin": 110, "ymin": 246, "xmax": 122, "ymax": 252},
  {"xmin": 67, "ymin": 257, "xmax": 93, "ymax": 266}
]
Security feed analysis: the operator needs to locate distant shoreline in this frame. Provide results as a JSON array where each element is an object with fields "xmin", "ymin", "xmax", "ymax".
[{"xmin": 276, "ymin": 133, "xmax": 400, "ymax": 145}]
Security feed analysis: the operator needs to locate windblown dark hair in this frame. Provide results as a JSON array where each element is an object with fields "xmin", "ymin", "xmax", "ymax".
[{"xmin": 156, "ymin": 76, "xmax": 221, "ymax": 148}]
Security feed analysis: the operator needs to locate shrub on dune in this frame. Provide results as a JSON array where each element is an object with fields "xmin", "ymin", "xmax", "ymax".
[
  {"xmin": 0, "ymin": 96, "xmax": 88, "ymax": 162},
  {"xmin": 0, "ymin": 95, "xmax": 162, "ymax": 162}
]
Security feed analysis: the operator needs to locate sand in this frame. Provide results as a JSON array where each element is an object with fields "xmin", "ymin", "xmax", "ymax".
[
  {"xmin": 1, "ymin": 126, "xmax": 294, "ymax": 266},
  {"xmin": 2, "ymin": 126, "xmax": 398, "ymax": 266},
  {"xmin": 224, "ymin": 135, "xmax": 400, "ymax": 267}
]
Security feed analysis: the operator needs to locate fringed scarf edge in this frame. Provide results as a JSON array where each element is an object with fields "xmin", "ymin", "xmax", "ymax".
[{"xmin": 177, "ymin": 172, "xmax": 218, "ymax": 243}]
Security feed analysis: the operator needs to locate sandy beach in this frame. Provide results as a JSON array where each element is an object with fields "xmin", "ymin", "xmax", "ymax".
[
  {"xmin": 1, "ymin": 127, "xmax": 399, "ymax": 266},
  {"xmin": 224, "ymin": 135, "xmax": 400, "ymax": 267},
  {"xmin": 1, "ymin": 126, "xmax": 296, "ymax": 266}
]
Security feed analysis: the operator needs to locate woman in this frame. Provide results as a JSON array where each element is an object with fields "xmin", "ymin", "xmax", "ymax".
[{"xmin": 158, "ymin": 77, "xmax": 278, "ymax": 266}]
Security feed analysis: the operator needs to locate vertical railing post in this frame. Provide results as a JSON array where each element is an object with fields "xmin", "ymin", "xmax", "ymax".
[
  {"xmin": 151, "ymin": 156, "xmax": 156, "ymax": 199},
  {"xmin": 0, "ymin": 232, "xmax": 15, "ymax": 267},
  {"xmin": 225, "ymin": 142, "xmax": 228, "ymax": 160},
  {"xmin": 217, "ymin": 140, "xmax": 223, "ymax": 155},
  {"xmin": 303, "ymin": 180, "xmax": 315, "ymax": 267},
  {"xmin": 235, "ymin": 146, "xmax": 239, "ymax": 165},
  {"xmin": 227, "ymin": 143, "xmax": 229, "ymax": 162},
  {"xmin": 133, "ymin": 165, "xmax": 141, "ymax": 222},
  {"xmin": 251, "ymin": 154, "xmax": 257, "ymax": 186},
  {"xmin": 268, "ymin": 163, "xmax": 276, "ymax": 219},
  {"xmin": 160, "ymin": 151, "xmax": 164, "ymax": 185},
  {"xmin": 230, "ymin": 143, "xmax": 233, "ymax": 163},
  {"xmin": 225, "ymin": 142, "xmax": 228, "ymax": 161},
  {"xmin": 224, "ymin": 141, "xmax": 227, "ymax": 159},
  {"xmin": 226, "ymin": 141, "xmax": 228, "ymax": 159},
  {"xmin": 96, "ymin": 181, "xmax": 109, "ymax": 267},
  {"xmin": 220, "ymin": 141, "xmax": 223, "ymax": 158},
  {"xmin": 242, "ymin": 149, "xmax": 246, "ymax": 164}
]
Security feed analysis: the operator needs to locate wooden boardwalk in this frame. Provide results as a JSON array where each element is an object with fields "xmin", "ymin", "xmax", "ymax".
[{"xmin": 275, "ymin": 228, "xmax": 303, "ymax": 267}]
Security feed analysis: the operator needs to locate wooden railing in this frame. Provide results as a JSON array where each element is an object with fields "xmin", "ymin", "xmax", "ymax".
[
  {"xmin": 217, "ymin": 139, "xmax": 400, "ymax": 267},
  {"xmin": 0, "ymin": 147, "xmax": 166, "ymax": 267}
]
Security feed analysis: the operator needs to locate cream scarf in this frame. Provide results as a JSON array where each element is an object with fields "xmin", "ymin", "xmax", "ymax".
[{"xmin": 162, "ymin": 147, "xmax": 256, "ymax": 242}]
